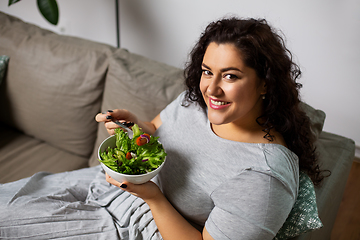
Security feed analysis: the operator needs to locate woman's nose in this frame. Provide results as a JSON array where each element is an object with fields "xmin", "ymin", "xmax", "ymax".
[{"xmin": 207, "ymin": 77, "xmax": 222, "ymax": 96}]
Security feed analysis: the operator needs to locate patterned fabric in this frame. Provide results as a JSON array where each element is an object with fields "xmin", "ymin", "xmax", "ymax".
[
  {"xmin": 0, "ymin": 55, "xmax": 9, "ymax": 85},
  {"xmin": 274, "ymin": 172, "xmax": 323, "ymax": 239}
]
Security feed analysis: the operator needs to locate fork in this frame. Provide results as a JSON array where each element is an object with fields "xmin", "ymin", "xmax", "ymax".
[{"xmin": 112, "ymin": 120, "xmax": 134, "ymax": 137}]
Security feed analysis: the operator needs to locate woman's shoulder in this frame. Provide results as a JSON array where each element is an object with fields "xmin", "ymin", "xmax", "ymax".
[
  {"xmin": 259, "ymin": 142, "xmax": 299, "ymax": 191},
  {"xmin": 260, "ymin": 142, "xmax": 298, "ymax": 161}
]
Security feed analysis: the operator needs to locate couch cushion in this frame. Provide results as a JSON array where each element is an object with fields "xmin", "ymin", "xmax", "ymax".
[
  {"xmin": 89, "ymin": 49, "xmax": 185, "ymax": 166},
  {"xmin": 0, "ymin": 124, "xmax": 88, "ymax": 183},
  {"xmin": 0, "ymin": 12, "xmax": 114, "ymax": 158}
]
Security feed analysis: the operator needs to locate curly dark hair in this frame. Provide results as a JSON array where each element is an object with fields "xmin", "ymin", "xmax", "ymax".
[{"xmin": 184, "ymin": 17, "xmax": 327, "ymax": 186}]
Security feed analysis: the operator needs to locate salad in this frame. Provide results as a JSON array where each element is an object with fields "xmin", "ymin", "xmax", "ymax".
[{"xmin": 99, "ymin": 124, "xmax": 166, "ymax": 175}]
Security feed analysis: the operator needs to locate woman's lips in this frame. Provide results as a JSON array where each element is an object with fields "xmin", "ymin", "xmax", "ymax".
[{"xmin": 209, "ymin": 98, "xmax": 231, "ymax": 110}]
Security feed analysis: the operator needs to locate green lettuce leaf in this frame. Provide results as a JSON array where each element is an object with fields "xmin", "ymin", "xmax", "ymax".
[{"xmin": 99, "ymin": 124, "xmax": 166, "ymax": 175}]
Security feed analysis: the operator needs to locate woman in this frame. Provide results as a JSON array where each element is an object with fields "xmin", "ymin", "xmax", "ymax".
[
  {"xmin": 0, "ymin": 17, "xmax": 324, "ymax": 240},
  {"xmin": 95, "ymin": 17, "xmax": 325, "ymax": 239}
]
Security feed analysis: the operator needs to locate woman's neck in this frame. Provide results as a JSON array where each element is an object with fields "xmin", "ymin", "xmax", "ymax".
[{"xmin": 211, "ymin": 122, "xmax": 287, "ymax": 146}]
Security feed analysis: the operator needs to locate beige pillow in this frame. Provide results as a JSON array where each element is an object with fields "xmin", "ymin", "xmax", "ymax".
[
  {"xmin": 0, "ymin": 12, "xmax": 114, "ymax": 158},
  {"xmin": 89, "ymin": 49, "xmax": 185, "ymax": 166}
]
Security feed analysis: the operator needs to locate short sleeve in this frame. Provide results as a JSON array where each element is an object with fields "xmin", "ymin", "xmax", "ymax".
[
  {"xmin": 205, "ymin": 170, "xmax": 296, "ymax": 240},
  {"xmin": 159, "ymin": 91, "xmax": 185, "ymax": 123}
]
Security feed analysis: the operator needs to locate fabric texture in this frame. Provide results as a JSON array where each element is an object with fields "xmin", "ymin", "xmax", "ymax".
[
  {"xmin": 0, "ymin": 125, "xmax": 88, "ymax": 183},
  {"xmin": 155, "ymin": 92, "xmax": 299, "ymax": 239},
  {"xmin": 274, "ymin": 172, "xmax": 323, "ymax": 239},
  {"xmin": 0, "ymin": 55, "xmax": 9, "ymax": 85},
  {"xmin": 0, "ymin": 166, "xmax": 162, "ymax": 240},
  {"xmin": 89, "ymin": 48, "xmax": 185, "ymax": 166},
  {"xmin": 0, "ymin": 12, "xmax": 113, "ymax": 158}
]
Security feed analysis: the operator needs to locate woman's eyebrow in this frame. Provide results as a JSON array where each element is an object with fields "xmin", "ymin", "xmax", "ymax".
[
  {"xmin": 201, "ymin": 63, "xmax": 243, "ymax": 73},
  {"xmin": 221, "ymin": 67, "xmax": 243, "ymax": 73},
  {"xmin": 201, "ymin": 63, "xmax": 211, "ymax": 70}
]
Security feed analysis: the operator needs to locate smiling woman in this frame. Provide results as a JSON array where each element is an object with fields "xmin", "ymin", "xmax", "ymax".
[
  {"xmin": 199, "ymin": 43, "xmax": 268, "ymax": 143},
  {"xmin": 0, "ymin": 17, "xmax": 328, "ymax": 240},
  {"xmin": 185, "ymin": 18, "xmax": 326, "ymax": 186}
]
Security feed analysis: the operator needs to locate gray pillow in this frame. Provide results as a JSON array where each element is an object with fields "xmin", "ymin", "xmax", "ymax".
[{"xmin": 300, "ymin": 102, "xmax": 326, "ymax": 139}]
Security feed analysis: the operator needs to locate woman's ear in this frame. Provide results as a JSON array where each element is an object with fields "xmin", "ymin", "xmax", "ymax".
[{"xmin": 260, "ymin": 80, "xmax": 267, "ymax": 95}]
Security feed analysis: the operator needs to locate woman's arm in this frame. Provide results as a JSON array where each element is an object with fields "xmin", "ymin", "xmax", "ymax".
[
  {"xmin": 105, "ymin": 175, "xmax": 214, "ymax": 240},
  {"xmin": 99, "ymin": 110, "xmax": 214, "ymax": 239},
  {"xmin": 146, "ymin": 192, "xmax": 215, "ymax": 240},
  {"xmin": 146, "ymin": 190, "xmax": 203, "ymax": 240}
]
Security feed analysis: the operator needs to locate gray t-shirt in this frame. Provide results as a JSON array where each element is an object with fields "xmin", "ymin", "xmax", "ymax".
[{"xmin": 155, "ymin": 92, "xmax": 299, "ymax": 239}]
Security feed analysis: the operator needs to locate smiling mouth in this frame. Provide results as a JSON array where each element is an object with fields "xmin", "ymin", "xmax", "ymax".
[
  {"xmin": 209, "ymin": 98, "xmax": 231, "ymax": 109},
  {"xmin": 210, "ymin": 99, "xmax": 230, "ymax": 106}
]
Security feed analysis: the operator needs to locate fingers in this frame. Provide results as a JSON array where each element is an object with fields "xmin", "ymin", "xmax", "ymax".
[
  {"xmin": 104, "ymin": 121, "xmax": 123, "ymax": 135},
  {"xmin": 105, "ymin": 173, "xmax": 161, "ymax": 201},
  {"xmin": 95, "ymin": 109, "xmax": 138, "ymax": 135},
  {"xmin": 105, "ymin": 174, "xmax": 133, "ymax": 193},
  {"xmin": 105, "ymin": 109, "xmax": 132, "ymax": 122},
  {"xmin": 95, "ymin": 110, "xmax": 116, "ymax": 135},
  {"xmin": 95, "ymin": 110, "xmax": 113, "ymax": 123},
  {"xmin": 95, "ymin": 109, "xmax": 136, "ymax": 124},
  {"xmin": 105, "ymin": 173, "xmax": 127, "ymax": 188}
]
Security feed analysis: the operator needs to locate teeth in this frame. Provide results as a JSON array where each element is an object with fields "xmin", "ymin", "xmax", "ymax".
[{"xmin": 211, "ymin": 99, "xmax": 228, "ymax": 105}]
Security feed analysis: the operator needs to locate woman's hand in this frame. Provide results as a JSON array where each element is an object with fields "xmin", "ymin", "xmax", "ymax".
[
  {"xmin": 95, "ymin": 109, "xmax": 138, "ymax": 135},
  {"xmin": 95, "ymin": 109, "xmax": 161, "ymax": 136},
  {"xmin": 105, "ymin": 173, "xmax": 162, "ymax": 202}
]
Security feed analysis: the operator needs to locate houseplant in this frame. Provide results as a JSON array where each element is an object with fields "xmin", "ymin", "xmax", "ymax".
[{"xmin": 8, "ymin": 0, "xmax": 59, "ymax": 25}]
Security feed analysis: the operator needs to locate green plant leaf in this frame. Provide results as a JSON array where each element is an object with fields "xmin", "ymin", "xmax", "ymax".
[
  {"xmin": 8, "ymin": 0, "xmax": 21, "ymax": 6},
  {"xmin": 37, "ymin": 0, "xmax": 59, "ymax": 25}
]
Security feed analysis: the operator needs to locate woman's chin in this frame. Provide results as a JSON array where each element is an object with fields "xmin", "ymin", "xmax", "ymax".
[{"xmin": 208, "ymin": 115, "xmax": 228, "ymax": 126}]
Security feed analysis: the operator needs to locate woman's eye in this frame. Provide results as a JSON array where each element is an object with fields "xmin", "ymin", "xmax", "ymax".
[
  {"xmin": 202, "ymin": 70, "xmax": 212, "ymax": 76},
  {"xmin": 224, "ymin": 74, "xmax": 238, "ymax": 80}
]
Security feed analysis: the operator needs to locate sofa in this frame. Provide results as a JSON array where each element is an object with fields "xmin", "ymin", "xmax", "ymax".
[{"xmin": 0, "ymin": 11, "xmax": 355, "ymax": 239}]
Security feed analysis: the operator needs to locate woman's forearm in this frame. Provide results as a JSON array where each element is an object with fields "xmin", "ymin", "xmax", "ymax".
[
  {"xmin": 137, "ymin": 114, "xmax": 162, "ymax": 135},
  {"xmin": 136, "ymin": 120, "xmax": 157, "ymax": 135},
  {"xmin": 146, "ymin": 194, "xmax": 203, "ymax": 240}
]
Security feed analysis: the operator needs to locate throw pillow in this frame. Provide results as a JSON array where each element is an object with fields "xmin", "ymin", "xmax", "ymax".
[
  {"xmin": 274, "ymin": 171, "xmax": 323, "ymax": 240},
  {"xmin": 299, "ymin": 102, "xmax": 326, "ymax": 139},
  {"xmin": 0, "ymin": 55, "xmax": 9, "ymax": 85},
  {"xmin": 0, "ymin": 13, "xmax": 114, "ymax": 158}
]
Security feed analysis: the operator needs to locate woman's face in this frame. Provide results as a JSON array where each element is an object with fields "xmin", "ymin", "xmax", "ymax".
[{"xmin": 200, "ymin": 42, "xmax": 266, "ymax": 128}]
